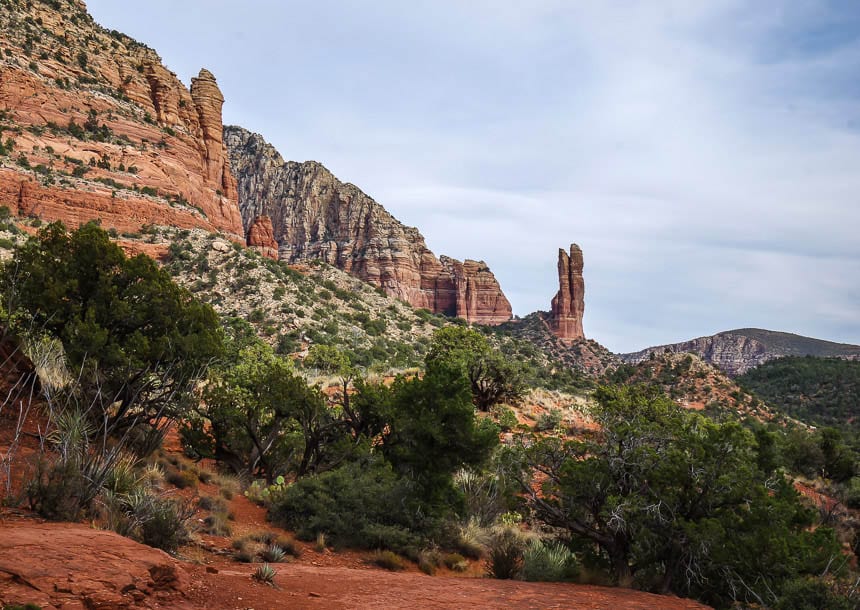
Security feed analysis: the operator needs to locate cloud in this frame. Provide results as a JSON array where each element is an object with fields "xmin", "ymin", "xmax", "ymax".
[{"xmin": 86, "ymin": 0, "xmax": 860, "ymax": 352}]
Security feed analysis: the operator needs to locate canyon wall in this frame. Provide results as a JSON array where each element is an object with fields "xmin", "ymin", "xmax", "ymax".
[
  {"xmin": 0, "ymin": 1, "xmax": 242, "ymax": 239},
  {"xmin": 225, "ymin": 126, "xmax": 512, "ymax": 325}
]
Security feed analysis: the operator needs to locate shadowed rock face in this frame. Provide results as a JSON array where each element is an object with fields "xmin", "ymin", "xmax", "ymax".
[
  {"xmin": 0, "ymin": 2, "xmax": 243, "ymax": 239},
  {"xmin": 549, "ymin": 244, "xmax": 585, "ymax": 341},
  {"xmin": 224, "ymin": 126, "xmax": 512, "ymax": 325}
]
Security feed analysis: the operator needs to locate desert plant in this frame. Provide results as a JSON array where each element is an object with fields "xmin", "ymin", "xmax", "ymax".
[
  {"xmin": 232, "ymin": 537, "xmax": 257, "ymax": 563},
  {"xmin": 252, "ymin": 563, "xmax": 277, "ymax": 585},
  {"xmin": 314, "ymin": 532, "xmax": 327, "ymax": 552},
  {"xmin": 456, "ymin": 517, "xmax": 489, "ymax": 559},
  {"xmin": 369, "ymin": 550, "xmax": 404, "ymax": 571},
  {"xmin": 521, "ymin": 539, "xmax": 577, "ymax": 582},
  {"xmin": 274, "ymin": 535, "xmax": 302, "ymax": 558},
  {"xmin": 165, "ymin": 468, "xmax": 197, "ymax": 489},
  {"xmin": 418, "ymin": 549, "xmax": 442, "ymax": 575},
  {"xmin": 443, "ymin": 552, "xmax": 468, "ymax": 572},
  {"xmin": 534, "ymin": 408, "xmax": 563, "ymax": 432},
  {"xmin": 202, "ymin": 512, "xmax": 232, "ymax": 536},
  {"xmin": 486, "ymin": 527, "xmax": 524, "ymax": 579},
  {"xmin": 124, "ymin": 489, "xmax": 193, "ymax": 552},
  {"xmin": 198, "ymin": 494, "xmax": 228, "ymax": 513},
  {"xmin": 261, "ymin": 544, "xmax": 287, "ymax": 563}
]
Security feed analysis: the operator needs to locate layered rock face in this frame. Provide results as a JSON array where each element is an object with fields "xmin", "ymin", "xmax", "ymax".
[
  {"xmin": 246, "ymin": 214, "xmax": 278, "ymax": 260},
  {"xmin": 225, "ymin": 126, "xmax": 512, "ymax": 324},
  {"xmin": 621, "ymin": 329, "xmax": 860, "ymax": 377},
  {"xmin": 549, "ymin": 244, "xmax": 585, "ymax": 341},
  {"xmin": 0, "ymin": 1, "xmax": 243, "ymax": 239}
]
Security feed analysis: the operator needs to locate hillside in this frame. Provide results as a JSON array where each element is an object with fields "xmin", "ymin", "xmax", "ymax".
[
  {"xmin": 737, "ymin": 356, "xmax": 860, "ymax": 430},
  {"xmin": 605, "ymin": 351, "xmax": 776, "ymax": 422},
  {"xmin": 620, "ymin": 328, "xmax": 860, "ymax": 376},
  {"xmin": 0, "ymin": 0, "xmax": 243, "ymax": 238}
]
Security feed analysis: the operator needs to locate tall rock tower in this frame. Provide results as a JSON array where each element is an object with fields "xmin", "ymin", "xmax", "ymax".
[{"xmin": 549, "ymin": 244, "xmax": 585, "ymax": 341}]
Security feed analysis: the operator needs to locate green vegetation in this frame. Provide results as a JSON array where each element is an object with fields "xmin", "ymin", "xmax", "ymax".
[
  {"xmin": 0, "ymin": 219, "xmax": 855, "ymax": 607},
  {"xmin": 3, "ymin": 222, "xmax": 222, "ymax": 452},
  {"xmin": 738, "ymin": 356, "xmax": 860, "ymax": 429},
  {"xmin": 511, "ymin": 385, "xmax": 844, "ymax": 607}
]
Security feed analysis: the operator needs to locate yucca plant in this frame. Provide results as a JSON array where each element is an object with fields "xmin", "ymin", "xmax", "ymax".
[
  {"xmin": 252, "ymin": 563, "xmax": 277, "ymax": 585},
  {"xmin": 521, "ymin": 539, "xmax": 577, "ymax": 582},
  {"xmin": 261, "ymin": 544, "xmax": 286, "ymax": 563}
]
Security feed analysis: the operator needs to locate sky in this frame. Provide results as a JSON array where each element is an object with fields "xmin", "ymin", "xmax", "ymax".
[{"xmin": 85, "ymin": 0, "xmax": 860, "ymax": 353}]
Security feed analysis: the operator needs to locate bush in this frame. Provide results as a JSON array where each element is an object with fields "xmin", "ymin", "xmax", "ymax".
[
  {"xmin": 418, "ymin": 549, "xmax": 441, "ymax": 575},
  {"xmin": 486, "ymin": 528, "xmax": 524, "ymax": 579},
  {"xmin": 165, "ymin": 469, "xmax": 197, "ymax": 489},
  {"xmin": 534, "ymin": 408, "xmax": 563, "ymax": 432},
  {"xmin": 261, "ymin": 544, "xmax": 287, "ymax": 563},
  {"xmin": 521, "ymin": 539, "xmax": 577, "ymax": 582},
  {"xmin": 202, "ymin": 512, "xmax": 232, "ymax": 536},
  {"xmin": 443, "ymin": 552, "xmax": 468, "ymax": 572},
  {"xmin": 775, "ymin": 578, "xmax": 853, "ymax": 610},
  {"xmin": 269, "ymin": 460, "xmax": 423, "ymax": 554},
  {"xmin": 369, "ymin": 550, "xmax": 405, "ymax": 571},
  {"xmin": 126, "ymin": 491, "xmax": 193, "ymax": 552},
  {"xmin": 274, "ymin": 535, "xmax": 302, "ymax": 558}
]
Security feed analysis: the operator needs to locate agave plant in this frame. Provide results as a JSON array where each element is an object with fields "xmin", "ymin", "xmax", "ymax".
[
  {"xmin": 261, "ymin": 544, "xmax": 286, "ymax": 563},
  {"xmin": 252, "ymin": 563, "xmax": 277, "ymax": 585}
]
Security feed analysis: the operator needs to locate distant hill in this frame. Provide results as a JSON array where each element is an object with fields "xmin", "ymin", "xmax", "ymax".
[
  {"xmin": 737, "ymin": 356, "xmax": 860, "ymax": 430},
  {"xmin": 604, "ymin": 352, "xmax": 776, "ymax": 422},
  {"xmin": 620, "ymin": 328, "xmax": 860, "ymax": 376}
]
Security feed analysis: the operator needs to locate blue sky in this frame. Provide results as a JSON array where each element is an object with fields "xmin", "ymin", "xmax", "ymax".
[{"xmin": 85, "ymin": 0, "xmax": 860, "ymax": 353}]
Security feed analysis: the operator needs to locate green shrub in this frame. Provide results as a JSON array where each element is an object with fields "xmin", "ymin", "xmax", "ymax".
[
  {"xmin": 125, "ymin": 491, "xmax": 193, "ymax": 552},
  {"xmin": 252, "ymin": 563, "xmax": 276, "ymax": 585},
  {"xmin": 261, "ymin": 544, "xmax": 287, "ymax": 563},
  {"xmin": 165, "ymin": 469, "xmax": 197, "ymax": 489},
  {"xmin": 486, "ymin": 528, "xmax": 524, "ymax": 579},
  {"xmin": 369, "ymin": 550, "xmax": 405, "ymax": 571},
  {"xmin": 521, "ymin": 539, "xmax": 577, "ymax": 582},
  {"xmin": 198, "ymin": 494, "xmax": 228, "ymax": 513},
  {"xmin": 534, "ymin": 408, "xmax": 563, "ymax": 432},
  {"xmin": 775, "ymin": 578, "xmax": 853, "ymax": 610},
  {"xmin": 418, "ymin": 549, "xmax": 441, "ymax": 575},
  {"xmin": 269, "ymin": 460, "xmax": 423, "ymax": 554},
  {"xmin": 495, "ymin": 407, "xmax": 518, "ymax": 432},
  {"xmin": 442, "ymin": 552, "xmax": 468, "ymax": 571}
]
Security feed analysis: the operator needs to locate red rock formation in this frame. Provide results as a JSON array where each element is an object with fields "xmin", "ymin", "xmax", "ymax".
[
  {"xmin": 549, "ymin": 244, "xmax": 585, "ymax": 341},
  {"xmin": 0, "ymin": 2, "xmax": 243, "ymax": 240},
  {"xmin": 225, "ymin": 127, "xmax": 513, "ymax": 325},
  {"xmin": 246, "ymin": 214, "xmax": 278, "ymax": 260}
]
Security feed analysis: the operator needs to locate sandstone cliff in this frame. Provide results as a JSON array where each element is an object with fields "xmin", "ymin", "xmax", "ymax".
[
  {"xmin": 246, "ymin": 214, "xmax": 278, "ymax": 260},
  {"xmin": 548, "ymin": 244, "xmax": 585, "ymax": 341},
  {"xmin": 224, "ymin": 126, "xmax": 512, "ymax": 325},
  {"xmin": 0, "ymin": 0, "xmax": 243, "ymax": 239},
  {"xmin": 620, "ymin": 328, "xmax": 860, "ymax": 377}
]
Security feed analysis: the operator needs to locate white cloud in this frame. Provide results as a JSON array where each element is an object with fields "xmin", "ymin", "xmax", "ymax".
[{"xmin": 86, "ymin": 0, "xmax": 860, "ymax": 352}]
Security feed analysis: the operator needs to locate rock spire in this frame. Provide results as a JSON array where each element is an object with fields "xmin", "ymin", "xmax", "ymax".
[{"xmin": 549, "ymin": 244, "xmax": 585, "ymax": 341}]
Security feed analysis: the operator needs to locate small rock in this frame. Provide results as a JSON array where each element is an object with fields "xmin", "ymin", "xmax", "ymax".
[
  {"xmin": 309, "ymin": 592, "xmax": 322, "ymax": 598},
  {"xmin": 211, "ymin": 240, "xmax": 231, "ymax": 252},
  {"xmin": 206, "ymin": 566, "xmax": 219, "ymax": 574}
]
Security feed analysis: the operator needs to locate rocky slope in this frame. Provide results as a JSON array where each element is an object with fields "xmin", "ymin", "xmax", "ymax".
[
  {"xmin": 496, "ymin": 313, "xmax": 620, "ymax": 377},
  {"xmin": 621, "ymin": 329, "xmax": 860, "ymax": 376},
  {"xmin": 224, "ymin": 126, "xmax": 512, "ymax": 325},
  {"xmin": 607, "ymin": 352, "xmax": 776, "ymax": 421},
  {"xmin": 549, "ymin": 243, "xmax": 585, "ymax": 341},
  {"xmin": 0, "ymin": 0, "xmax": 243, "ymax": 239}
]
